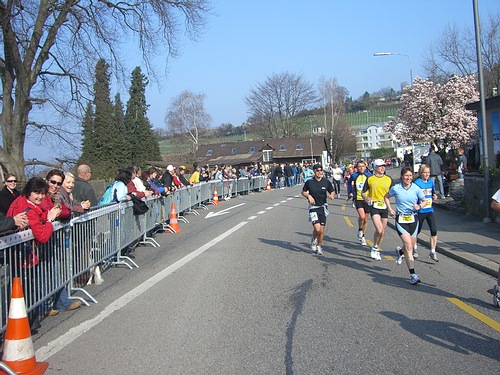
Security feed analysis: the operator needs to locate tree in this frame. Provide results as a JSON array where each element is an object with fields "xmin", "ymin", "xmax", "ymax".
[
  {"xmin": 165, "ymin": 91, "xmax": 212, "ymax": 152},
  {"xmin": 0, "ymin": 0, "xmax": 211, "ymax": 178},
  {"xmin": 245, "ymin": 72, "xmax": 317, "ymax": 138},
  {"xmin": 318, "ymin": 76, "xmax": 354, "ymax": 162},
  {"xmin": 385, "ymin": 75, "xmax": 479, "ymax": 150},
  {"xmin": 124, "ymin": 67, "xmax": 161, "ymax": 164},
  {"xmin": 424, "ymin": 13, "xmax": 500, "ymax": 96}
]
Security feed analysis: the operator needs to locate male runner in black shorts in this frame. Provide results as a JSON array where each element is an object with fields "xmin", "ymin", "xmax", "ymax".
[{"xmin": 302, "ymin": 164, "xmax": 335, "ymax": 255}]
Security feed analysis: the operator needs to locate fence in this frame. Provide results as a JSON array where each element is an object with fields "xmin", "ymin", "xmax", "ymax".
[{"xmin": 0, "ymin": 177, "xmax": 266, "ymax": 333}]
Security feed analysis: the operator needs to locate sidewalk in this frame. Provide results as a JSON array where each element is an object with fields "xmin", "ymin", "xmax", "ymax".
[{"xmin": 388, "ymin": 199, "xmax": 500, "ymax": 278}]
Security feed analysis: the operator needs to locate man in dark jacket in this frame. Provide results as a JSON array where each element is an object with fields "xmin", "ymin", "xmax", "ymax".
[
  {"xmin": 426, "ymin": 148, "xmax": 445, "ymax": 199},
  {"xmin": 73, "ymin": 164, "xmax": 98, "ymax": 206},
  {"xmin": 0, "ymin": 211, "xmax": 27, "ymax": 234}
]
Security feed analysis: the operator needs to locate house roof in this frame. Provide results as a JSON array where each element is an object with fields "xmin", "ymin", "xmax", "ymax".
[
  {"xmin": 465, "ymin": 95, "xmax": 500, "ymax": 111},
  {"xmin": 194, "ymin": 136, "xmax": 327, "ymax": 165}
]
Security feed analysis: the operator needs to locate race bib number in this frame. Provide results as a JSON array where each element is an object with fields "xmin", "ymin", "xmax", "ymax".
[
  {"xmin": 398, "ymin": 214, "xmax": 415, "ymax": 224},
  {"xmin": 425, "ymin": 198, "xmax": 432, "ymax": 208},
  {"xmin": 309, "ymin": 211, "xmax": 319, "ymax": 222},
  {"xmin": 356, "ymin": 181, "xmax": 365, "ymax": 191},
  {"xmin": 373, "ymin": 201, "xmax": 387, "ymax": 209}
]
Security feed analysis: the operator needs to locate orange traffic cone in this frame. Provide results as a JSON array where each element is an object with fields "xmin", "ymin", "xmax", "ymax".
[
  {"xmin": 212, "ymin": 188, "xmax": 219, "ymax": 205},
  {"xmin": 166, "ymin": 203, "xmax": 182, "ymax": 233},
  {"xmin": 266, "ymin": 179, "xmax": 271, "ymax": 191},
  {"xmin": 1, "ymin": 278, "xmax": 48, "ymax": 375}
]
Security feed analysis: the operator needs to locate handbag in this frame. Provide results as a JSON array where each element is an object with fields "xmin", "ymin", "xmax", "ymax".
[{"xmin": 128, "ymin": 194, "xmax": 149, "ymax": 215}]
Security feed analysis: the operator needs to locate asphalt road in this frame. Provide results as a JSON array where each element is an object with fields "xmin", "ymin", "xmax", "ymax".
[{"xmin": 33, "ymin": 184, "xmax": 499, "ymax": 374}]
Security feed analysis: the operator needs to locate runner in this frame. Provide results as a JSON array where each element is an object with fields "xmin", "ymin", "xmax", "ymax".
[
  {"xmin": 331, "ymin": 163, "xmax": 344, "ymax": 198},
  {"xmin": 301, "ymin": 164, "xmax": 335, "ymax": 256},
  {"xmin": 361, "ymin": 159, "xmax": 393, "ymax": 260},
  {"xmin": 414, "ymin": 164, "xmax": 439, "ymax": 261},
  {"xmin": 347, "ymin": 160, "xmax": 372, "ymax": 246},
  {"xmin": 385, "ymin": 166, "xmax": 427, "ymax": 285}
]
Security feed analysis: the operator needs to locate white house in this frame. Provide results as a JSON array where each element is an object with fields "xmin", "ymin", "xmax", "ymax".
[{"xmin": 355, "ymin": 124, "xmax": 394, "ymax": 158}]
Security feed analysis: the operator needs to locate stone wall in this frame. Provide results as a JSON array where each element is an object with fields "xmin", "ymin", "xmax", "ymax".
[{"xmin": 464, "ymin": 174, "xmax": 500, "ymax": 223}]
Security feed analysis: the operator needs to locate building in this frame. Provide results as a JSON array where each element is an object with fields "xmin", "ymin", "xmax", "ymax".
[
  {"xmin": 194, "ymin": 136, "xmax": 329, "ymax": 170},
  {"xmin": 355, "ymin": 123, "xmax": 395, "ymax": 158}
]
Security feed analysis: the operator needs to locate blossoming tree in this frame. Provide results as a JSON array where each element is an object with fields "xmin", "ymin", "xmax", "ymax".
[{"xmin": 385, "ymin": 75, "xmax": 479, "ymax": 150}]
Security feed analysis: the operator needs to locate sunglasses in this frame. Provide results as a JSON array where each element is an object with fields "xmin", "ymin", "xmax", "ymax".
[
  {"xmin": 315, "ymin": 169, "xmax": 323, "ymax": 172},
  {"xmin": 48, "ymin": 179, "xmax": 63, "ymax": 186},
  {"xmin": 6, "ymin": 180, "xmax": 17, "ymax": 183}
]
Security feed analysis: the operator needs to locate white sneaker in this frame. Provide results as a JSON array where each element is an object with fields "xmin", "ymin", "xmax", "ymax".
[
  {"xmin": 311, "ymin": 237, "xmax": 318, "ymax": 252},
  {"xmin": 413, "ymin": 249, "xmax": 419, "ymax": 258},
  {"xmin": 360, "ymin": 236, "xmax": 367, "ymax": 246},
  {"xmin": 316, "ymin": 246, "xmax": 323, "ymax": 255},
  {"xmin": 429, "ymin": 251, "xmax": 439, "ymax": 262},
  {"xmin": 357, "ymin": 230, "xmax": 363, "ymax": 241},
  {"xmin": 370, "ymin": 246, "xmax": 381, "ymax": 260},
  {"xmin": 410, "ymin": 274, "xmax": 421, "ymax": 285},
  {"xmin": 375, "ymin": 251, "xmax": 382, "ymax": 261},
  {"xmin": 395, "ymin": 247, "xmax": 404, "ymax": 265}
]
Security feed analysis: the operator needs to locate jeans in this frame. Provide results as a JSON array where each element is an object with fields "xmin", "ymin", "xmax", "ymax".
[{"xmin": 431, "ymin": 175, "xmax": 445, "ymax": 198}]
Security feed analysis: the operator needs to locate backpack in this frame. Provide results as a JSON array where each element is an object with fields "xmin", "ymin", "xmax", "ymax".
[{"xmin": 98, "ymin": 183, "xmax": 118, "ymax": 206}]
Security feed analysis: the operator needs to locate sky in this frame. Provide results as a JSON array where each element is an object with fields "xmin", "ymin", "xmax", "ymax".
[
  {"xmin": 134, "ymin": 0, "xmax": 499, "ymax": 131},
  {"xmin": 21, "ymin": 0, "xmax": 500, "ymax": 160}
]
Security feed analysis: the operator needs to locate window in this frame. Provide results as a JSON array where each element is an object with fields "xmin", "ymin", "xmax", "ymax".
[
  {"xmin": 206, "ymin": 149, "xmax": 213, "ymax": 156},
  {"xmin": 279, "ymin": 144, "xmax": 286, "ymax": 151},
  {"xmin": 263, "ymin": 150, "xmax": 273, "ymax": 162},
  {"xmin": 231, "ymin": 148, "xmax": 237, "ymax": 154},
  {"xmin": 249, "ymin": 147, "xmax": 256, "ymax": 153},
  {"xmin": 296, "ymin": 144, "xmax": 303, "ymax": 150}
]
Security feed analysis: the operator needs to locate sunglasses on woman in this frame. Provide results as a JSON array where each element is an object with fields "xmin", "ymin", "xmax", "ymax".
[
  {"xmin": 48, "ymin": 179, "xmax": 63, "ymax": 186},
  {"xmin": 6, "ymin": 179, "xmax": 17, "ymax": 183}
]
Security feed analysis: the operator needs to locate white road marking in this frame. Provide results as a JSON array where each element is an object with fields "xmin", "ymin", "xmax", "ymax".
[
  {"xmin": 257, "ymin": 211, "xmax": 266, "ymax": 214},
  {"xmin": 265, "ymin": 207, "xmax": 273, "ymax": 210},
  {"xmin": 247, "ymin": 216, "xmax": 257, "ymax": 220},
  {"xmin": 36, "ymin": 221, "xmax": 249, "ymax": 361}
]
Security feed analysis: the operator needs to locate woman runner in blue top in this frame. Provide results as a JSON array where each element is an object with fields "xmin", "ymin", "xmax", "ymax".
[
  {"xmin": 385, "ymin": 167, "xmax": 426, "ymax": 285},
  {"xmin": 414, "ymin": 164, "xmax": 439, "ymax": 262}
]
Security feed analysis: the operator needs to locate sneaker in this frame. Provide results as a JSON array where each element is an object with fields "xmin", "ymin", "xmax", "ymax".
[
  {"xmin": 375, "ymin": 251, "xmax": 382, "ymax": 261},
  {"xmin": 395, "ymin": 247, "xmax": 404, "ymax": 265},
  {"xmin": 316, "ymin": 246, "xmax": 323, "ymax": 255},
  {"xmin": 360, "ymin": 236, "xmax": 367, "ymax": 246},
  {"xmin": 413, "ymin": 249, "xmax": 419, "ymax": 258},
  {"xmin": 413, "ymin": 244, "xmax": 418, "ymax": 251},
  {"xmin": 410, "ymin": 274, "xmax": 421, "ymax": 285},
  {"xmin": 493, "ymin": 285, "xmax": 500, "ymax": 308},
  {"xmin": 311, "ymin": 237, "xmax": 318, "ymax": 252},
  {"xmin": 429, "ymin": 251, "xmax": 439, "ymax": 262},
  {"xmin": 370, "ymin": 246, "xmax": 381, "ymax": 260},
  {"xmin": 357, "ymin": 230, "xmax": 363, "ymax": 241}
]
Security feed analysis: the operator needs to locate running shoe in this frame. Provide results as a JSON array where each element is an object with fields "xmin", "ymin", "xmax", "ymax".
[
  {"xmin": 429, "ymin": 251, "xmax": 439, "ymax": 262},
  {"xmin": 360, "ymin": 236, "xmax": 367, "ymax": 246},
  {"xmin": 410, "ymin": 274, "xmax": 421, "ymax": 285},
  {"xmin": 493, "ymin": 285, "xmax": 500, "ymax": 308},
  {"xmin": 316, "ymin": 246, "xmax": 323, "ymax": 256},
  {"xmin": 413, "ymin": 249, "xmax": 419, "ymax": 258},
  {"xmin": 357, "ymin": 230, "xmax": 363, "ymax": 242},
  {"xmin": 395, "ymin": 247, "xmax": 404, "ymax": 265},
  {"xmin": 370, "ymin": 246, "xmax": 381, "ymax": 260},
  {"xmin": 311, "ymin": 237, "xmax": 318, "ymax": 252}
]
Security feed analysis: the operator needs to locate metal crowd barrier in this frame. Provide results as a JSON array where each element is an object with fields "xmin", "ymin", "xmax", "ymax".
[{"xmin": 0, "ymin": 176, "xmax": 265, "ymax": 333}]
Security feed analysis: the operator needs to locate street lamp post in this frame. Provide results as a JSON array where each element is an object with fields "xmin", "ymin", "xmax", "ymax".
[{"xmin": 373, "ymin": 52, "xmax": 413, "ymax": 85}]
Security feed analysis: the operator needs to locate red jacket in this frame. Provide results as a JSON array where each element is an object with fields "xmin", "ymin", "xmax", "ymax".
[
  {"xmin": 7, "ymin": 196, "xmax": 54, "ymax": 244},
  {"xmin": 127, "ymin": 181, "xmax": 145, "ymax": 198},
  {"xmin": 39, "ymin": 194, "xmax": 71, "ymax": 220}
]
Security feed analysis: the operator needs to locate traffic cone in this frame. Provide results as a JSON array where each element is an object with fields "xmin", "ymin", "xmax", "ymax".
[
  {"xmin": 1, "ymin": 278, "xmax": 48, "ymax": 375},
  {"xmin": 266, "ymin": 179, "xmax": 271, "ymax": 191},
  {"xmin": 166, "ymin": 203, "xmax": 182, "ymax": 233},
  {"xmin": 212, "ymin": 188, "xmax": 219, "ymax": 205}
]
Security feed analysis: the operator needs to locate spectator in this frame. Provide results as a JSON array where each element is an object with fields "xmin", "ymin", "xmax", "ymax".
[
  {"xmin": 178, "ymin": 166, "xmax": 191, "ymax": 186},
  {"xmin": 189, "ymin": 164, "xmax": 201, "ymax": 184},
  {"xmin": 0, "ymin": 173, "xmax": 20, "ymax": 215},
  {"xmin": 126, "ymin": 167, "xmax": 152, "ymax": 198},
  {"xmin": 148, "ymin": 168, "xmax": 167, "ymax": 194},
  {"xmin": 172, "ymin": 167, "xmax": 184, "ymax": 189},
  {"xmin": 41, "ymin": 170, "xmax": 71, "ymax": 222},
  {"xmin": 132, "ymin": 165, "xmax": 147, "ymax": 193},
  {"xmin": 426, "ymin": 147, "xmax": 445, "ymax": 199},
  {"xmin": 0, "ymin": 209, "xmax": 27, "ymax": 234},
  {"xmin": 57, "ymin": 172, "xmax": 91, "ymax": 214},
  {"xmin": 72, "ymin": 164, "xmax": 98, "ymax": 207},
  {"xmin": 113, "ymin": 169, "xmax": 133, "ymax": 202},
  {"xmin": 284, "ymin": 163, "xmax": 294, "ymax": 187},
  {"xmin": 161, "ymin": 165, "xmax": 176, "ymax": 191},
  {"xmin": 457, "ymin": 148, "xmax": 467, "ymax": 179}
]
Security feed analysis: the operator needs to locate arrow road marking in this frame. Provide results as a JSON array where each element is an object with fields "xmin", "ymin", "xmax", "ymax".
[{"xmin": 205, "ymin": 203, "xmax": 246, "ymax": 218}]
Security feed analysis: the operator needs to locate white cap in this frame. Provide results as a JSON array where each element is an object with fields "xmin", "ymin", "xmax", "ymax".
[
  {"xmin": 373, "ymin": 159, "xmax": 386, "ymax": 167},
  {"xmin": 166, "ymin": 165, "xmax": 174, "ymax": 171}
]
